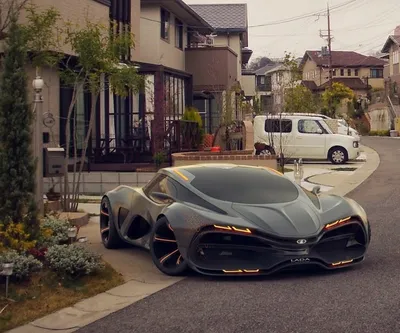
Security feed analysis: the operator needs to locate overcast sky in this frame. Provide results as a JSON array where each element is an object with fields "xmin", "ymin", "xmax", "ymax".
[{"xmin": 185, "ymin": 0, "xmax": 400, "ymax": 59}]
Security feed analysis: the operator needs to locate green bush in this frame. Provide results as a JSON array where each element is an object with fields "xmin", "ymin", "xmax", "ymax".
[
  {"xmin": 369, "ymin": 130, "xmax": 390, "ymax": 136},
  {"xmin": 45, "ymin": 244, "xmax": 104, "ymax": 278},
  {"xmin": 38, "ymin": 216, "xmax": 70, "ymax": 247},
  {"xmin": 0, "ymin": 250, "xmax": 43, "ymax": 281}
]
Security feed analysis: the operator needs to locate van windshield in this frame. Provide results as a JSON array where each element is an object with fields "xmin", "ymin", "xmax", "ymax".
[{"xmin": 320, "ymin": 120, "xmax": 333, "ymax": 134}]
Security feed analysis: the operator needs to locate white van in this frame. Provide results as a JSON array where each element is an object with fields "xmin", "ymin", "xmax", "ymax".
[
  {"xmin": 253, "ymin": 115, "xmax": 360, "ymax": 164},
  {"xmin": 279, "ymin": 113, "xmax": 360, "ymax": 140}
]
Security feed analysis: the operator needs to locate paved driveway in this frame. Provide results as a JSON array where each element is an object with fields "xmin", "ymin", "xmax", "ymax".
[{"xmin": 77, "ymin": 137, "xmax": 399, "ymax": 333}]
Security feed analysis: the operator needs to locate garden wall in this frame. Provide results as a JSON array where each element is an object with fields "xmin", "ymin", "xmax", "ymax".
[{"xmin": 171, "ymin": 150, "xmax": 278, "ymax": 169}]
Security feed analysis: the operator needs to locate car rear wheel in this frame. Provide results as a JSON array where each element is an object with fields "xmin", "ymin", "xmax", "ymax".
[
  {"xmin": 150, "ymin": 217, "xmax": 188, "ymax": 276},
  {"xmin": 329, "ymin": 147, "xmax": 347, "ymax": 164},
  {"xmin": 100, "ymin": 197, "xmax": 123, "ymax": 249}
]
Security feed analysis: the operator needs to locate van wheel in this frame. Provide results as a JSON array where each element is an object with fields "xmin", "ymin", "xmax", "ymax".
[
  {"xmin": 256, "ymin": 146, "xmax": 276, "ymax": 156},
  {"xmin": 329, "ymin": 147, "xmax": 347, "ymax": 164}
]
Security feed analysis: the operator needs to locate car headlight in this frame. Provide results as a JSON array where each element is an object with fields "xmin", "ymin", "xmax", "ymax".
[{"xmin": 353, "ymin": 141, "xmax": 359, "ymax": 148}]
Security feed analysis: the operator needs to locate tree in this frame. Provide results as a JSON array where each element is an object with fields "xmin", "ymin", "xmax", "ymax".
[
  {"xmin": 0, "ymin": 12, "xmax": 37, "ymax": 233},
  {"xmin": 284, "ymin": 85, "xmax": 320, "ymax": 113},
  {"xmin": 61, "ymin": 19, "xmax": 143, "ymax": 212},
  {"xmin": 0, "ymin": 0, "xmax": 28, "ymax": 37},
  {"xmin": 248, "ymin": 56, "xmax": 274, "ymax": 70},
  {"xmin": 321, "ymin": 82, "xmax": 354, "ymax": 118}
]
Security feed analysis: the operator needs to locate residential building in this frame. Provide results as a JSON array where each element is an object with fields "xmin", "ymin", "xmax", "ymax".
[
  {"xmin": 381, "ymin": 26, "xmax": 400, "ymax": 94},
  {"xmin": 253, "ymin": 63, "xmax": 281, "ymax": 113},
  {"xmin": 188, "ymin": 3, "xmax": 254, "ymax": 133},
  {"xmin": 300, "ymin": 50, "xmax": 386, "ymax": 95}
]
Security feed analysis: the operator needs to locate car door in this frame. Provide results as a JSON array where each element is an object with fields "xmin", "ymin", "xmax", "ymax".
[{"xmin": 296, "ymin": 119, "xmax": 327, "ymax": 158}]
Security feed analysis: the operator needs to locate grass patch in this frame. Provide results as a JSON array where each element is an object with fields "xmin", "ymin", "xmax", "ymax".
[
  {"xmin": 331, "ymin": 167, "xmax": 357, "ymax": 172},
  {"xmin": 0, "ymin": 262, "xmax": 123, "ymax": 332}
]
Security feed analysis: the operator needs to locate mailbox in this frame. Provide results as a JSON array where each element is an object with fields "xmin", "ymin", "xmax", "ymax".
[{"xmin": 43, "ymin": 147, "xmax": 65, "ymax": 177}]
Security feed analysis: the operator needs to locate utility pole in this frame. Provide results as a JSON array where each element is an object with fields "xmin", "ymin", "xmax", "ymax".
[{"xmin": 319, "ymin": 3, "xmax": 333, "ymax": 87}]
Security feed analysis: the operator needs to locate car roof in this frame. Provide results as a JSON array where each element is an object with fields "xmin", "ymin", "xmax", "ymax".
[
  {"xmin": 163, "ymin": 163, "xmax": 283, "ymax": 181},
  {"xmin": 255, "ymin": 115, "xmax": 325, "ymax": 120}
]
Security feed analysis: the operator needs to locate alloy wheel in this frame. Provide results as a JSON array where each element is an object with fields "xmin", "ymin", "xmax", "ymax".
[
  {"xmin": 332, "ymin": 150, "xmax": 345, "ymax": 163},
  {"xmin": 100, "ymin": 200, "xmax": 110, "ymax": 244}
]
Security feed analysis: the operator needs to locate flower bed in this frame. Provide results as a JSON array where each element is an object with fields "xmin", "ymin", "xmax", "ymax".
[
  {"xmin": 0, "ymin": 215, "xmax": 123, "ymax": 332},
  {"xmin": 171, "ymin": 150, "xmax": 278, "ymax": 170}
]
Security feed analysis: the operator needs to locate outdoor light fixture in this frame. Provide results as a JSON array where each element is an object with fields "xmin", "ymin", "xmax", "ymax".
[
  {"xmin": 32, "ymin": 76, "xmax": 44, "ymax": 91},
  {"xmin": 68, "ymin": 227, "xmax": 78, "ymax": 243},
  {"xmin": 1, "ymin": 262, "xmax": 14, "ymax": 298}
]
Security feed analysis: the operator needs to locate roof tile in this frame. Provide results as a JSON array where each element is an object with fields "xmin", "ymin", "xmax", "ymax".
[
  {"xmin": 305, "ymin": 50, "xmax": 386, "ymax": 67},
  {"xmin": 189, "ymin": 4, "xmax": 247, "ymax": 31}
]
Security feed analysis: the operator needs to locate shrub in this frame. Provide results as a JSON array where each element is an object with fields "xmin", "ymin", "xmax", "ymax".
[
  {"xmin": 0, "ymin": 222, "xmax": 36, "ymax": 253},
  {"xmin": 38, "ymin": 216, "xmax": 70, "ymax": 246},
  {"xmin": 0, "ymin": 250, "xmax": 43, "ymax": 280},
  {"xmin": 45, "ymin": 244, "xmax": 104, "ymax": 278},
  {"xmin": 369, "ymin": 130, "xmax": 390, "ymax": 136}
]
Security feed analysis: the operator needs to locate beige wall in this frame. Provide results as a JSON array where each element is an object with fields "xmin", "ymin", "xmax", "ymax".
[
  {"xmin": 241, "ymin": 74, "xmax": 256, "ymax": 96},
  {"xmin": 139, "ymin": 5, "xmax": 187, "ymax": 71},
  {"xmin": 23, "ymin": 0, "xmax": 110, "ymax": 55},
  {"xmin": 302, "ymin": 59, "xmax": 384, "ymax": 89},
  {"xmin": 214, "ymin": 34, "xmax": 242, "ymax": 82}
]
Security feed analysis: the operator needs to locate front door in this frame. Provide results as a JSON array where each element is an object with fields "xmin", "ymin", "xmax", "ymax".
[{"xmin": 295, "ymin": 119, "xmax": 326, "ymax": 158}]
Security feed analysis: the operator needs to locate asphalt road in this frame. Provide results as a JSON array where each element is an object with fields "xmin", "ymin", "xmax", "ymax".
[{"xmin": 77, "ymin": 137, "xmax": 400, "ymax": 333}]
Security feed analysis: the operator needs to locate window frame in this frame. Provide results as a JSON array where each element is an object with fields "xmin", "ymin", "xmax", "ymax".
[
  {"xmin": 347, "ymin": 69, "xmax": 351, "ymax": 76},
  {"xmin": 370, "ymin": 68, "xmax": 383, "ymax": 78},
  {"xmin": 174, "ymin": 18, "xmax": 183, "ymax": 49},
  {"xmin": 143, "ymin": 174, "xmax": 177, "ymax": 204},
  {"xmin": 340, "ymin": 69, "xmax": 344, "ymax": 76},
  {"xmin": 264, "ymin": 119, "xmax": 292, "ymax": 133},
  {"xmin": 354, "ymin": 69, "xmax": 359, "ymax": 76},
  {"xmin": 297, "ymin": 119, "xmax": 327, "ymax": 135},
  {"xmin": 160, "ymin": 7, "xmax": 170, "ymax": 41}
]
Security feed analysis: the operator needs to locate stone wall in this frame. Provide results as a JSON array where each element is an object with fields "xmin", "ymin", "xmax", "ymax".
[{"xmin": 368, "ymin": 105, "xmax": 391, "ymax": 131}]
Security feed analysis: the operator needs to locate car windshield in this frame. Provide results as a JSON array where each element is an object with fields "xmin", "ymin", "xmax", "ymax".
[{"xmin": 185, "ymin": 166, "xmax": 299, "ymax": 204}]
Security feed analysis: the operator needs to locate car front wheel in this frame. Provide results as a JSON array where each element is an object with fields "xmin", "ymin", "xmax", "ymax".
[
  {"xmin": 329, "ymin": 147, "xmax": 347, "ymax": 164},
  {"xmin": 150, "ymin": 217, "xmax": 188, "ymax": 276}
]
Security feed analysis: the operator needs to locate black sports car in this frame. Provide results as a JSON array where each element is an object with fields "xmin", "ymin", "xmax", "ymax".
[{"xmin": 100, "ymin": 164, "xmax": 371, "ymax": 276}]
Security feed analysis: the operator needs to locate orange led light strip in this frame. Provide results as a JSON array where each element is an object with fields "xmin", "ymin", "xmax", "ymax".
[
  {"xmin": 213, "ymin": 225, "xmax": 252, "ymax": 234},
  {"xmin": 331, "ymin": 259, "xmax": 353, "ymax": 266},
  {"xmin": 173, "ymin": 169, "xmax": 189, "ymax": 181},
  {"xmin": 324, "ymin": 217, "xmax": 351, "ymax": 229},
  {"xmin": 223, "ymin": 269, "xmax": 260, "ymax": 273},
  {"xmin": 266, "ymin": 167, "xmax": 283, "ymax": 176}
]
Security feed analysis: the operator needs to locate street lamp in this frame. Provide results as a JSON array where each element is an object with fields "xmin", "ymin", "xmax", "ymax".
[
  {"xmin": 1, "ymin": 262, "xmax": 14, "ymax": 298},
  {"xmin": 33, "ymin": 76, "xmax": 44, "ymax": 216}
]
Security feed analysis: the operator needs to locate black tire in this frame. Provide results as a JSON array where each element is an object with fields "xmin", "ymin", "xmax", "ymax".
[
  {"xmin": 368, "ymin": 222, "xmax": 371, "ymax": 242},
  {"xmin": 150, "ymin": 217, "xmax": 188, "ymax": 276},
  {"xmin": 100, "ymin": 196, "xmax": 123, "ymax": 249},
  {"xmin": 256, "ymin": 146, "xmax": 276, "ymax": 156},
  {"xmin": 328, "ymin": 146, "xmax": 348, "ymax": 164}
]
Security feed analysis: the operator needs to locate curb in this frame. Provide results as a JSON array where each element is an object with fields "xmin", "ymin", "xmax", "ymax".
[{"xmin": 325, "ymin": 144, "xmax": 380, "ymax": 197}]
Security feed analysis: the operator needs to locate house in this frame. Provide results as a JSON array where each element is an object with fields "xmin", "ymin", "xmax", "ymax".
[
  {"xmin": 300, "ymin": 50, "xmax": 386, "ymax": 95},
  {"xmin": 253, "ymin": 63, "xmax": 282, "ymax": 113},
  {"xmin": 266, "ymin": 59, "xmax": 302, "ymax": 113},
  {"xmin": 188, "ymin": 3, "xmax": 254, "ymax": 133},
  {"xmin": 381, "ymin": 26, "xmax": 400, "ymax": 96}
]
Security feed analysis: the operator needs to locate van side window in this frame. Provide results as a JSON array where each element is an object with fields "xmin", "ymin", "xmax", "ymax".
[
  {"xmin": 265, "ymin": 119, "xmax": 292, "ymax": 133},
  {"xmin": 298, "ymin": 120, "xmax": 324, "ymax": 134}
]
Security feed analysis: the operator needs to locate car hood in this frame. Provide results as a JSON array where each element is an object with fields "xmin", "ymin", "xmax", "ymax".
[{"xmin": 231, "ymin": 200, "xmax": 322, "ymax": 238}]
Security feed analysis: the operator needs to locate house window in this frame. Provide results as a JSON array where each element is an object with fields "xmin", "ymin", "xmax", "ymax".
[
  {"xmin": 355, "ymin": 69, "xmax": 359, "ymax": 76},
  {"xmin": 160, "ymin": 8, "xmax": 170, "ymax": 40},
  {"xmin": 370, "ymin": 68, "xmax": 383, "ymax": 78},
  {"xmin": 340, "ymin": 69, "xmax": 344, "ymax": 76},
  {"xmin": 175, "ymin": 19, "xmax": 183, "ymax": 49},
  {"xmin": 347, "ymin": 69, "xmax": 351, "ymax": 76},
  {"xmin": 110, "ymin": 0, "xmax": 131, "ymax": 61},
  {"xmin": 393, "ymin": 50, "xmax": 399, "ymax": 65},
  {"xmin": 332, "ymin": 69, "xmax": 336, "ymax": 76},
  {"xmin": 260, "ymin": 76, "xmax": 265, "ymax": 84}
]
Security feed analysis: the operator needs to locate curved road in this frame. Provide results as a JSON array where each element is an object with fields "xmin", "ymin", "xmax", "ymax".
[{"xmin": 78, "ymin": 137, "xmax": 400, "ymax": 333}]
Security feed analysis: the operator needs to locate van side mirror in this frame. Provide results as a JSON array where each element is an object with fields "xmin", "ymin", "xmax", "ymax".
[{"xmin": 312, "ymin": 186, "xmax": 321, "ymax": 195}]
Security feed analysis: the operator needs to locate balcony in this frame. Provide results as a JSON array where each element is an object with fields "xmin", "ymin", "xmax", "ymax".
[{"xmin": 185, "ymin": 45, "xmax": 238, "ymax": 92}]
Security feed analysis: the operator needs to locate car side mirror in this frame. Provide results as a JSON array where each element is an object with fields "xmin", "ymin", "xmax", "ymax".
[
  {"xmin": 151, "ymin": 192, "xmax": 175, "ymax": 202},
  {"xmin": 312, "ymin": 186, "xmax": 321, "ymax": 195},
  {"xmin": 316, "ymin": 128, "xmax": 323, "ymax": 134}
]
